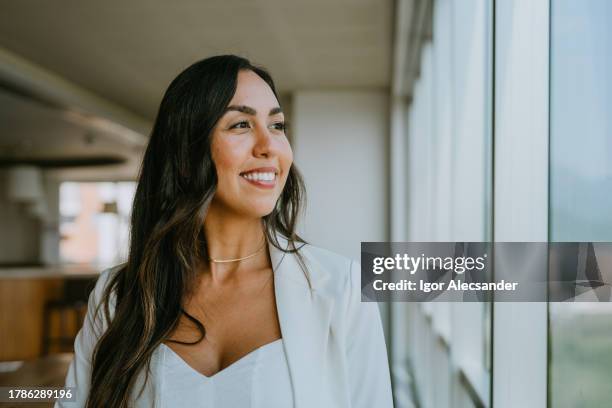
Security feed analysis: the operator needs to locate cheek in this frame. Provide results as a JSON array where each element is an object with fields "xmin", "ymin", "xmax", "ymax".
[
  {"xmin": 277, "ymin": 142, "xmax": 294, "ymax": 190},
  {"xmin": 279, "ymin": 139, "xmax": 294, "ymax": 167},
  {"xmin": 211, "ymin": 139, "xmax": 243, "ymax": 178}
]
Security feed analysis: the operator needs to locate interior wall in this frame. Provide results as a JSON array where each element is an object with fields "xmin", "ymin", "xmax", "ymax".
[
  {"xmin": 290, "ymin": 89, "xmax": 389, "ymax": 261},
  {"xmin": 0, "ymin": 169, "xmax": 40, "ymax": 264}
]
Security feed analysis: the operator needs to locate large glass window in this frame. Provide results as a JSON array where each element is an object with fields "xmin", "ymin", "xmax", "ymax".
[
  {"xmin": 549, "ymin": 0, "xmax": 612, "ymax": 406},
  {"xmin": 404, "ymin": 0, "xmax": 493, "ymax": 406}
]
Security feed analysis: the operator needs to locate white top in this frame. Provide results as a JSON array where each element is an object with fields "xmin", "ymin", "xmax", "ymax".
[
  {"xmin": 57, "ymin": 235, "xmax": 393, "ymax": 407},
  {"xmin": 158, "ymin": 339, "xmax": 293, "ymax": 408}
]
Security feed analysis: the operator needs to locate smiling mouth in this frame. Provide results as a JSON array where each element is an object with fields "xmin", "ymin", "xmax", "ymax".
[{"xmin": 239, "ymin": 170, "xmax": 277, "ymax": 189}]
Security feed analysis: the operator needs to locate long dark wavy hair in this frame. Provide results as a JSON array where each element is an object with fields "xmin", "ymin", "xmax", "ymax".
[{"xmin": 86, "ymin": 55, "xmax": 307, "ymax": 407}]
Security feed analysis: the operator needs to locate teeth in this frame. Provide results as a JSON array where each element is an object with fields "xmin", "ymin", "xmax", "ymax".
[{"xmin": 241, "ymin": 172, "xmax": 276, "ymax": 182}]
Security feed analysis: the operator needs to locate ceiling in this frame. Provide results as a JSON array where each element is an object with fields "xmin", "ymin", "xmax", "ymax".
[
  {"xmin": 0, "ymin": 88, "xmax": 143, "ymax": 179},
  {"xmin": 0, "ymin": 0, "xmax": 392, "ymax": 120},
  {"xmin": 0, "ymin": 0, "xmax": 392, "ymax": 179}
]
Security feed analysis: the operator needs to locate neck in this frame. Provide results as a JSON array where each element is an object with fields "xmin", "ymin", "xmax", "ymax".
[{"xmin": 202, "ymin": 202, "xmax": 269, "ymax": 281}]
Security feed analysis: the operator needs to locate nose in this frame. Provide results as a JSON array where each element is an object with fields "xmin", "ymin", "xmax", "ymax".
[{"xmin": 252, "ymin": 123, "xmax": 273, "ymax": 158}]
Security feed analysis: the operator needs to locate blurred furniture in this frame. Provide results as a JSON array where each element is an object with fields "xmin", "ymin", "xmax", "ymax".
[
  {"xmin": 0, "ymin": 266, "xmax": 101, "ymax": 361},
  {"xmin": 41, "ymin": 277, "xmax": 97, "ymax": 355}
]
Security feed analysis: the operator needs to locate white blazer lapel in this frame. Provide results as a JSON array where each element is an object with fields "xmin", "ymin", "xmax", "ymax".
[{"xmin": 269, "ymin": 237, "xmax": 335, "ymax": 408}]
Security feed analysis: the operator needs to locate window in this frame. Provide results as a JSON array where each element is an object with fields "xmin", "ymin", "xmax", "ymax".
[
  {"xmin": 402, "ymin": 0, "xmax": 493, "ymax": 406},
  {"xmin": 59, "ymin": 181, "xmax": 136, "ymax": 266},
  {"xmin": 549, "ymin": 1, "xmax": 612, "ymax": 405}
]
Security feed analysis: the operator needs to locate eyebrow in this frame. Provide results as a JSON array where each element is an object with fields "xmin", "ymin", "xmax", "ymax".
[{"xmin": 225, "ymin": 105, "xmax": 283, "ymax": 116}]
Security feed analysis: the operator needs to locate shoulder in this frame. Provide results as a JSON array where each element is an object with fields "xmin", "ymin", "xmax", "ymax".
[
  {"xmin": 297, "ymin": 244, "xmax": 384, "ymax": 345},
  {"xmin": 94, "ymin": 263, "xmax": 123, "ymax": 300},
  {"xmin": 97, "ymin": 264, "xmax": 121, "ymax": 285},
  {"xmin": 300, "ymin": 243, "xmax": 355, "ymax": 274},
  {"xmin": 297, "ymin": 243, "xmax": 360, "ymax": 299},
  {"xmin": 87, "ymin": 263, "xmax": 123, "ymax": 333}
]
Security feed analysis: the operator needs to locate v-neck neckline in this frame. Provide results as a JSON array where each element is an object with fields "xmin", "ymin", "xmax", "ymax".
[{"xmin": 161, "ymin": 338, "xmax": 282, "ymax": 380}]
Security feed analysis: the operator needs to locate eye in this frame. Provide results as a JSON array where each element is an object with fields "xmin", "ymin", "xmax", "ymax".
[
  {"xmin": 270, "ymin": 121, "xmax": 286, "ymax": 131},
  {"xmin": 230, "ymin": 120, "xmax": 251, "ymax": 130}
]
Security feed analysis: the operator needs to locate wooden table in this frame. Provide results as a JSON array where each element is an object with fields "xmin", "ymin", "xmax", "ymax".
[{"xmin": 0, "ymin": 353, "xmax": 73, "ymax": 407}]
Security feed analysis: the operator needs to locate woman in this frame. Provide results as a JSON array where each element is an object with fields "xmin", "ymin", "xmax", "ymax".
[{"xmin": 58, "ymin": 55, "xmax": 392, "ymax": 407}]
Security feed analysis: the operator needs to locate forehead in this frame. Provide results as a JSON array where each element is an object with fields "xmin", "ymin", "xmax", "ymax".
[{"xmin": 228, "ymin": 70, "xmax": 279, "ymax": 108}]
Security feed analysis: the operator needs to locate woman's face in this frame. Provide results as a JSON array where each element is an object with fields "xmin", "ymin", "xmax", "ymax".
[{"xmin": 210, "ymin": 69, "xmax": 293, "ymax": 218}]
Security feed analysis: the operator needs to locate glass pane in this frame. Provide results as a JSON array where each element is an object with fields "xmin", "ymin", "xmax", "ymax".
[
  {"xmin": 405, "ymin": 0, "xmax": 493, "ymax": 405},
  {"xmin": 549, "ymin": 1, "xmax": 612, "ymax": 406}
]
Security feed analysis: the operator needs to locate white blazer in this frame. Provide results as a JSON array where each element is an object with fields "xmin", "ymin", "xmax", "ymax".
[{"xmin": 58, "ymin": 234, "xmax": 393, "ymax": 407}]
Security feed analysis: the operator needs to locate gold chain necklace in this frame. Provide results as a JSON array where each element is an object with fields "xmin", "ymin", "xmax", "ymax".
[{"xmin": 208, "ymin": 238, "xmax": 267, "ymax": 263}]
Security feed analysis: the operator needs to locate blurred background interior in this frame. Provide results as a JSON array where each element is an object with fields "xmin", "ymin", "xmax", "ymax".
[{"xmin": 0, "ymin": 0, "xmax": 611, "ymax": 407}]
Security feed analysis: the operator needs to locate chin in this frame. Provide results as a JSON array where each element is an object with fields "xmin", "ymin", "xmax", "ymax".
[
  {"xmin": 251, "ymin": 206, "xmax": 277, "ymax": 218},
  {"xmin": 239, "ymin": 201, "xmax": 277, "ymax": 219}
]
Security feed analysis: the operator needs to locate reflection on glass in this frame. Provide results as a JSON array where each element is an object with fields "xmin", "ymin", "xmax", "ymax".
[{"xmin": 549, "ymin": 0, "xmax": 612, "ymax": 406}]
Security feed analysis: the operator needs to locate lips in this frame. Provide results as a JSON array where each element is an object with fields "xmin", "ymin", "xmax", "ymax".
[
  {"xmin": 239, "ymin": 166, "xmax": 279, "ymax": 176},
  {"xmin": 239, "ymin": 167, "xmax": 278, "ymax": 189}
]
